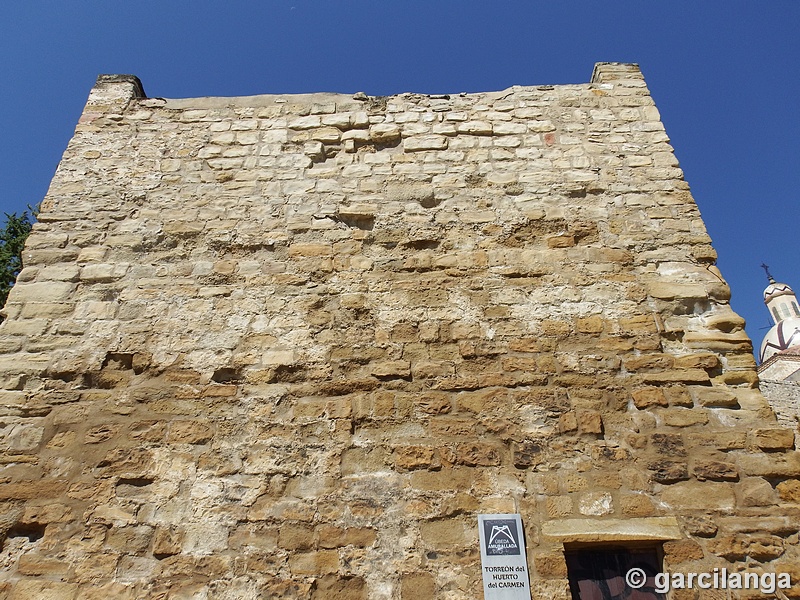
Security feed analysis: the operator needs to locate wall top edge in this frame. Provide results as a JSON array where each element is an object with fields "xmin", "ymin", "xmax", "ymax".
[{"xmin": 90, "ymin": 62, "xmax": 645, "ymax": 109}]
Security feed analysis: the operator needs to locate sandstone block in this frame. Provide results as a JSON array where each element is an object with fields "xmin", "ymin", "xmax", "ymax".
[
  {"xmin": 640, "ymin": 369, "xmax": 710, "ymax": 384},
  {"xmin": 10, "ymin": 281, "xmax": 74, "ymax": 303},
  {"xmin": 401, "ymin": 573, "xmax": 436, "ymax": 600},
  {"xmin": 674, "ymin": 352, "xmax": 720, "ymax": 370},
  {"xmin": 662, "ymin": 408, "xmax": 709, "ymax": 427},
  {"xmin": 687, "ymin": 430, "xmax": 746, "ymax": 450},
  {"xmin": 690, "ymin": 385, "xmax": 738, "ymax": 408},
  {"xmin": 662, "ymin": 539, "xmax": 704, "ymax": 565},
  {"xmin": 386, "ymin": 182, "xmax": 436, "ymax": 206},
  {"xmin": 546, "ymin": 496, "xmax": 573, "ymax": 518},
  {"xmin": 623, "ymin": 353, "xmax": 674, "ymax": 371},
  {"xmin": 682, "ymin": 515, "xmax": 718, "ymax": 537},
  {"xmin": 577, "ymin": 410, "xmax": 603, "ymax": 434},
  {"xmin": 663, "ymin": 386, "xmax": 693, "ymax": 407},
  {"xmin": 369, "ymin": 123, "xmax": 401, "ymax": 143},
  {"xmin": 414, "ymin": 392, "xmax": 452, "ymax": 415},
  {"xmin": 737, "ymin": 452, "xmax": 800, "ymax": 478},
  {"xmin": 456, "ymin": 121, "xmax": 493, "ymax": 135},
  {"xmin": 278, "ymin": 523, "xmax": 315, "ymax": 551},
  {"xmin": 6, "ymin": 581, "xmax": 78, "ymax": 600},
  {"xmin": 16, "ymin": 554, "xmax": 70, "ymax": 577},
  {"xmin": 3, "ymin": 423, "xmax": 45, "ymax": 452},
  {"xmin": 310, "ymin": 126, "xmax": 341, "ymax": 143},
  {"xmin": 419, "ymin": 518, "xmax": 467, "ymax": 546},
  {"xmin": 303, "ymin": 141, "xmax": 325, "ymax": 159},
  {"xmin": 394, "ymin": 445, "xmax": 440, "ymax": 471},
  {"xmin": 534, "ymin": 552, "xmax": 568, "ymax": 577},
  {"xmin": 21, "ymin": 503, "xmax": 72, "ymax": 524},
  {"xmin": 575, "ymin": 315, "xmax": 604, "ymax": 334},
  {"xmin": 455, "ymin": 442, "xmax": 501, "ymax": 466},
  {"xmin": 750, "ymin": 428, "xmax": 795, "ymax": 450},
  {"xmin": 341, "ymin": 447, "xmax": 389, "ymax": 475},
  {"xmin": 288, "ymin": 115, "xmax": 321, "ymax": 129},
  {"xmin": 558, "ymin": 412, "xmax": 578, "ymax": 433},
  {"xmin": 410, "ymin": 468, "xmax": 474, "ymax": 492},
  {"xmin": 312, "ymin": 575, "xmax": 367, "ymax": 600},
  {"xmin": 513, "ymin": 440, "xmax": 544, "ymax": 469},
  {"xmin": 0, "ymin": 479, "xmax": 68, "ymax": 500},
  {"xmin": 317, "ymin": 525, "xmax": 376, "ymax": 549},
  {"xmin": 167, "ymin": 420, "xmax": 213, "ymax": 444},
  {"xmin": 709, "ymin": 533, "xmax": 784, "ymax": 561},
  {"xmin": 288, "ymin": 243, "xmax": 331, "ymax": 257},
  {"xmin": 631, "ymin": 387, "xmax": 667, "ymax": 408},
  {"xmin": 778, "ymin": 479, "xmax": 800, "ymax": 502},
  {"xmin": 619, "ymin": 494, "xmax": 655, "ymax": 517},
  {"xmin": 263, "ymin": 350, "xmax": 294, "ymax": 365},
  {"xmin": 683, "ymin": 330, "xmax": 752, "ymax": 351},
  {"xmin": 152, "ymin": 526, "xmax": 182, "ymax": 557},
  {"xmin": 647, "ymin": 281, "xmax": 707, "ymax": 300},
  {"xmin": 371, "ymin": 360, "xmax": 411, "ymax": 378},
  {"xmin": 649, "ymin": 458, "xmax": 689, "ymax": 483},
  {"xmin": 692, "ymin": 459, "xmax": 738, "ymax": 481},
  {"xmin": 661, "ymin": 481, "xmax": 735, "ymax": 511},
  {"xmin": 737, "ymin": 477, "xmax": 778, "ymax": 507},
  {"xmin": 289, "ymin": 550, "xmax": 339, "ymax": 575},
  {"xmin": 403, "ymin": 135, "xmax": 448, "ymax": 151},
  {"xmin": 106, "ymin": 525, "xmax": 154, "ymax": 555},
  {"xmin": 74, "ymin": 552, "xmax": 119, "ymax": 583}
]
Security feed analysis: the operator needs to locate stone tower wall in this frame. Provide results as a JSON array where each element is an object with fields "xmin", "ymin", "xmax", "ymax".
[
  {"xmin": 0, "ymin": 64, "xmax": 798, "ymax": 599},
  {"xmin": 760, "ymin": 378, "xmax": 800, "ymax": 429}
]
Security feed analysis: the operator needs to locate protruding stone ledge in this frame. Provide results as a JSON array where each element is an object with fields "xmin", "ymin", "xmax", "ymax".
[
  {"xmin": 591, "ymin": 62, "xmax": 644, "ymax": 84},
  {"xmin": 95, "ymin": 74, "xmax": 146, "ymax": 98},
  {"xmin": 542, "ymin": 517, "xmax": 681, "ymax": 543},
  {"xmin": 82, "ymin": 74, "xmax": 146, "ymax": 115}
]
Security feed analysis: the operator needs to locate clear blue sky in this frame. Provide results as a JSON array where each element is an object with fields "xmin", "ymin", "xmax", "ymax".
[{"xmin": 1, "ymin": 1, "xmax": 798, "ymax": 355}]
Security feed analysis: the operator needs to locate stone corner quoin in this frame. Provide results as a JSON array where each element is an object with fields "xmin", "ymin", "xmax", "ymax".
[{"xmin": 0, "ymin": 62, "xmax": 797, "ymax": 599}]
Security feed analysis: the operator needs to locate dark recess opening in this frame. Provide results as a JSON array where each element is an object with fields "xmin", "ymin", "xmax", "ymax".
[
  {"xmin": 565, "ymin": 545, "xmax": 664, "ymax": 600},
  {"xmin": 5, "ymin": 522, "xmax": 46, "ymax": 544}
]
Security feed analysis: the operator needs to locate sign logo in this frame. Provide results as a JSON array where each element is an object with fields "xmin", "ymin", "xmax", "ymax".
[{"xmin": 483, "ymin": 519, "xmax": 520, "ymax": 556}]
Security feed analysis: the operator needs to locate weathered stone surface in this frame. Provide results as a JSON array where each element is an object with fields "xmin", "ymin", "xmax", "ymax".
[
  {"xmin": 737, "ymin": 452, "xmax": 800, "ymax": 477},
  {"xmin": 662, "ymin": 539, "xmax": 704, "ymax": 565},
  {"xmin": 661, "ymin": 481, "xmax": 736, "ymax": 511},
  {"xmin": 0, "ymin": 64, "xmax": 792, "ymax": 598},
  {"xmin": 777, "ymin": 479, "xmax": 800, "ymax": 503},
  {"xmin": 737, "ymin": 477, "xmax": 778, "ymax": 507},
  {"xmin": 709, "ymin": 533, "xmax": 785, "ymax": 561},
  {"xmin": 750, "ymin": 427, "xmax": 795, "ymax": 450},
  {"xmin": 400, "ymin": 573, "xmax": 436, "ymax": 599},
  {"xmin": 403, "ymin": 135, "xmax": 448, "ymax": 151}
]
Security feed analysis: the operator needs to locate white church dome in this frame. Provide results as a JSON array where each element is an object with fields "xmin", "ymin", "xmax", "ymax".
[
  {"xmin": 760, "ymin": 318, "xmax": 800, "ymax": 363},
  {"xmin": 764, "ymin": 280, "xmax": 795, "ymax": 302}
]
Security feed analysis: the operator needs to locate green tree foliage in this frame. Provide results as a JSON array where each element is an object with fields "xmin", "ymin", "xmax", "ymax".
[{"xmin": 0, "ymin": 207, "xmax": 37, "ymax": 312}]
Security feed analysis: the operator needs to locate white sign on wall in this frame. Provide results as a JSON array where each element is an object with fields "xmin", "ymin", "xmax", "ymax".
[{"xmin": 478, "ymin": 514, "xmax": 532, "ymax": 599}]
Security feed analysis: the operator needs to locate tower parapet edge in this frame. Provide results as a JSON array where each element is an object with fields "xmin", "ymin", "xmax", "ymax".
[
  {"xmin": 0, "ymin": 65, "xmax": 797, "ymax": 600},
  {"xmin": 590, "ymin": 61, "xmax": 645, "ymax": 83}
]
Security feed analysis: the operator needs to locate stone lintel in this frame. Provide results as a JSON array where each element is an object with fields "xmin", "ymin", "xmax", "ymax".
[{"xmin": 542, "ymin": 517, "xmax": 681, "ymax": 543}]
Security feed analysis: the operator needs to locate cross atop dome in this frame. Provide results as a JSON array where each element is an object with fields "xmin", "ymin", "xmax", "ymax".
[{"xmin": 761, "ymin": 262, "xmax": 775, "ymax": 284}]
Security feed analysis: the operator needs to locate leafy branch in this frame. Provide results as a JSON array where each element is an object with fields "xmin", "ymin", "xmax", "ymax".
[{"xmin": 0, "ymin": 205, "xmax": 39, "ymax": 312}]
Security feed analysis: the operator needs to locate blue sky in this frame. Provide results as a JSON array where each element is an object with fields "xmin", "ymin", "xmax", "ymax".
[{"xmin": 1, "ymin": 2, "xmax": 798, "ymax": 355}]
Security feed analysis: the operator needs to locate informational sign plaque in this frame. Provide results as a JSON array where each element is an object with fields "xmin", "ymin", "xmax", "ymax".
[{"xmin": 478, "ymin": 514, "xmax": 532, "ymax": 599}]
